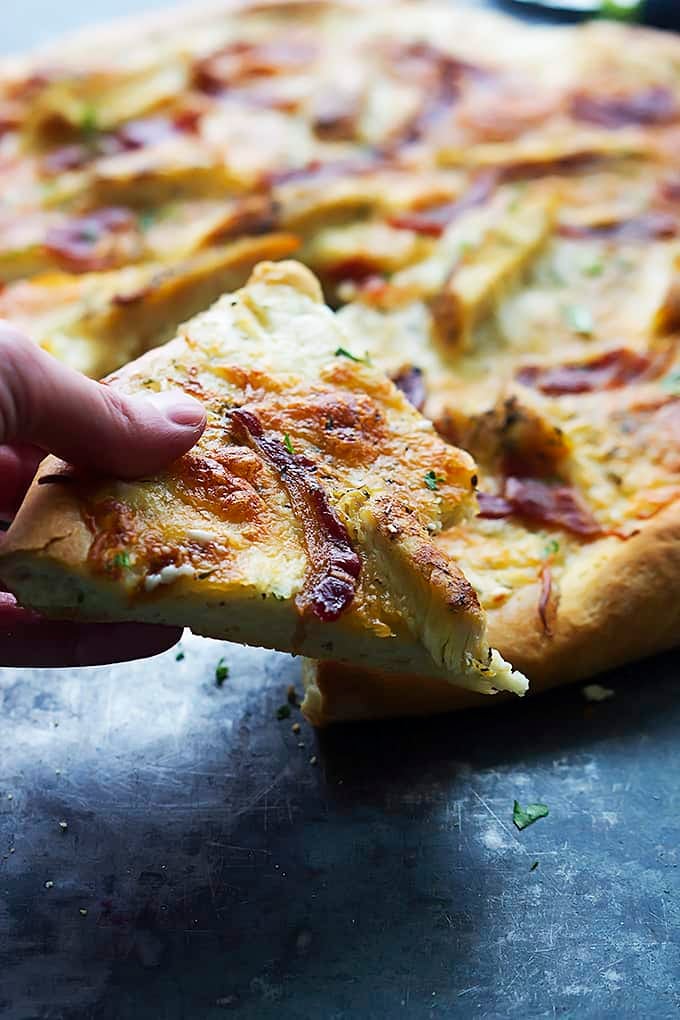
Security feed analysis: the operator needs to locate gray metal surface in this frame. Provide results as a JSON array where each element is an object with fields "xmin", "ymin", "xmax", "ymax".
[{"xmin": 2, "ymin": 3, "xmax": 680, "ymax": 1018}]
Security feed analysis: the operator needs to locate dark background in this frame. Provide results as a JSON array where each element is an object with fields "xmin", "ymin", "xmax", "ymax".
[{"xmin": 2, "ymin": 4, "xmax": 680, "ymax": 1019}]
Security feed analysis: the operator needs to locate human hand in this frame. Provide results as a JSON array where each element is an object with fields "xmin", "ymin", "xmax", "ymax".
[{"xmin": 0, "ymin": 322, "xmax": 206, "ymax": 667}]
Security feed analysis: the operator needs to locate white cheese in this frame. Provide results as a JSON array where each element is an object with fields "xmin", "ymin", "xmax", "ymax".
[
  {"xmin": 186, "ymin": 529, "xmax": 218, "ymax": 544},
  {"xmin": 144, "ymin": 562, "xmax": 196, "ymax": 592}
]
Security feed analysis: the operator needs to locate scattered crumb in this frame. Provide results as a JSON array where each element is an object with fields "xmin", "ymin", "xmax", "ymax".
[
  {"xmin": 9, "ymin": 847, "xmax": 15, "ymax": 854},
  {"xmin": 276, "ymin": 704, "xmax": 291, "ymax": 721},
  {"xmin": 297, "ymin": 742, "xmax": 305, "ymax": 749},
  {"xmin": 582, "ymin": 684, "xmax": 615, "ymax": 703},
  {"xmin": 6, "ymin": 794, "xmax": 12, "ymax": 801},
  {"xmin": 286, "ymin": 684, "xmax": 299, "ymax": 707},
  {"xmin": 44, "ymin": 880, "xmax": 54, "ymax": 889},
  {"xmin": 309, "ymin": 755, "xmax": 318, "ymax": 766},
  {"xmin": 55, "ymin": 770, "xmax": 61, "ymax": 776},
  {"xmin": 58, "ymin": 820, "xmax": 68, "ymax": 832},
  {"xmin": 53, "ymin": 721, "xmax": 59, "ymax": 727},
  {"xmin": 291, "ymin": 722, "xmax": 301, "ymax": 734},
  {"xmin": 79, "ymin": 908, "xmax": 88, "ymax": 917}
]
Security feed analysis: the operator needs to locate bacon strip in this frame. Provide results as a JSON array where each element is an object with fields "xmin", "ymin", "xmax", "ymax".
[
  {"xmin": 391, "ymin": 365, "xmax": 427, "ymax": 412},
  {"xmin": 193, "ymin": 38, "xmax": 317, "ymax": 95},
  {"xmin": 478, "ymin": 477, "xmax": 602, "ymax": 537},
  {"xmin": 388, "ymin": 169, "xmax": 499, "ymax": 237},
  {"xmin": 516, "ymin": 348, "xmax": 652, "ymax": 396},
  {"xmin": 386, "ymin": 42, "xmax": 487, "ymax": 149},
  {"xmin": 229, "ymin": 409, "xmax": 361, "ymax": 622},
  {"xmin": 44, "ymin": 207, "xmax": 141, "ymax": 273},
  {"xmin": 570, "ymin": 87, "xmax": 678, "ymax": 129},
  {"xmin": 537, "ymin": 563, "xmax": 557, "ymax": 637},
  {"xmin": 476, "ymin": 491, "xmax": 513, "ymax": 519},
  {"xmin": 263, "ymin": 156, "xmax": 381, "ymax": 189},
  {"xmin": 559, "ymin": 212, "xmax": 677, "ymax": 242}
]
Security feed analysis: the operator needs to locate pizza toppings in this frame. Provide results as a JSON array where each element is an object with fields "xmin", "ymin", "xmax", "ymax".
[
  {"xmin": 391, "ymin": 365, "xmax": 426, "ymax": 412},
  {"xmin": 388, "ymin": 170, "xmax": 498, "ymax": 237},
  {"xmin": 537, "ymin": 562, "xmax": 557, "ymax": 637},
  {"xmin": 570, "ymin": 87, "xmax": 678, "ymax": 129},
  {"xmin": 43, "ymin": 207, "xmax": 142, "ymax": 272},
  {"xmin": 193, "ymin": 38, "xmax": 318, "ymax": 95},
  {"xmin": 559, "ymin": 211, "xmax": 678, "ymax": 241},
  {"xmin": 229, "ymin": 408, "xmax": 361, "ymax": 622},
  {"xmin": 478, "ymin": 477, "xmax": 603, "ymax": 537},
  {"xmin": 517, "ymin": 348, "xmax": 652, "ymax": 395}
]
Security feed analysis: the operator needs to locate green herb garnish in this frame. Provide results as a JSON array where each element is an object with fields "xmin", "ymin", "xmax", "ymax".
[
  {"xmin": 661, "ymin": 370, "xmax": 680, "ymax": 395},
  {"xmin": 79, "ymin": 105, "xmax": 99, "ymax": 141},
  {"xmin": 582, "ymin": 259, "xmax": 604, "ymax": 278},
  {"xmin": 111, "ymin": 551, "xmax": 130, "ymax": 569},
  {"xmin": 599, "ymin": 0, "xmax": 644, "ymax": 21},
  {"xmin": 276, "ymin": 704, "xmax": 292, "ymax": 720},
  {"xmin": 335, "ymin": 347, "xmax": 367, "ymax": 363},
  {"xmin": 283, "ymin": 434, "xmax": 295, "ymax": 455},
  {"xmin": 424, "ymin": 470, "xmax": 445, "ymax": 491},
  {"xmin": 175, "ymin": 650, "xmax": 185, "ymax": 662},
  {"xmin": 138, "ymin": 210, "xmax": 157, "ymax": 232},
  {"xmin": 513, "ymin": 800, "xmax": 549, "ymax": 831},
  {"xmin": 564, "ymin": 305, "xmax": 593, "ymax": 336},
  {"xmin": 215, "ymin": 658, "xmax": 229, "ymax": 687},
  {"xmin": 544, "ymin": 539, "xmax": 560, "ymax": 557}
]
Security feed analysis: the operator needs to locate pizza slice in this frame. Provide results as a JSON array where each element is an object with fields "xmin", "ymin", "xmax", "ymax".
[{"xmin": 0, "ymin": 260, "xmax": 526, "ymax": 697}]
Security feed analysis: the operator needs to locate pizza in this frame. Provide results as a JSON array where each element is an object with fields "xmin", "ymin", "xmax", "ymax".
[
  {"xmin": 0, "ymin": 260, "xmax": 526, "ymax": 697},
  {"xmin": 0, "ymin": 0, "xmax": 679, "ymax": 722}
]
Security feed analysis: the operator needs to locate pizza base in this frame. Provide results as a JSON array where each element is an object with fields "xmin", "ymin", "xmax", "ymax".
[{"xmin": 303, "ymin": 501, "xmax": 680, "ymax": 723}]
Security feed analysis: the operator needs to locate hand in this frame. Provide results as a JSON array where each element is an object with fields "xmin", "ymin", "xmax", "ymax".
[{"xmin": 0, "ymin": 322, "xmax": 206, "ymax": 667}]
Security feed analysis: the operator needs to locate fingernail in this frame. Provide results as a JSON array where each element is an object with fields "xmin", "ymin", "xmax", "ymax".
[{"xmin": 146, "ymin": 390, "xmax": 205, "ymax": 428}]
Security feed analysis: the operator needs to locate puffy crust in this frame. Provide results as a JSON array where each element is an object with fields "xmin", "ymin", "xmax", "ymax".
[{"xmin": 302, "ymin": 501, "xmax": 680, "ymax": 724}]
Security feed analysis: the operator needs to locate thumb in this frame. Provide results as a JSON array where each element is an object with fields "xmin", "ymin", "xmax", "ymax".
[{"xmin": 0, "ymin": 323, "xmax": 206, "ymax": 478}]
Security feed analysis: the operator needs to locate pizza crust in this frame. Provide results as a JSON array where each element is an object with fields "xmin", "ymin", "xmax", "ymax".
[{"xmin": 303, "ymin": 501, "xmax": 680, "ymax": 723}]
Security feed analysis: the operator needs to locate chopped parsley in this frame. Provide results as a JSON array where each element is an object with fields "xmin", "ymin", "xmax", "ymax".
[
  {"xmin": 111, "ymin": 551, "xmax": 131, "ymax": 569},
  {"xmin": 661, "ymin": 370, "xmax": 680, "ymax": 395},
  {"xmin": 600, "ymin": 0, "xmax": 644, "ymax": 20},
  {"xmin": 175, "ymin": 650, "xmax": 185, "ymax": 662},
  {"xmin": 215, "ymin": 658, "xmax": 229, "ymax": 687},
  {"xmin": 335, "ymin": 347, "xmax": 368, "ymax": 364},
  {"xmin": 276, "ymin": 704, "xmax": 292, "ymax": 720},
  {"xmin": 138, "ymin": 210, "xmax": 157, "ymax": 232},
  {"xmin": 582, "ymin": 258, "xmax": 604, "ymax": 278},
  {"xmin": 513, "ymin": 800, "xmax": 549, "ymax": 831},
  {"xmin": 543, "ymin": 539, "xmax": 560, "ymax": 557},
  {"xmin": 79, "ymin": 104, "xmax": 99, "ymax": 141},
  {"xmin": 564, "ymin": 304, "xmax": 593, "ymax": 337},
  {"xmin": 283, "ymin": 433, "xmax": 295, "ymax": 455},
  {"xmin": 424, "ymin": 470, "xmax": 445, "ymax": 491}
]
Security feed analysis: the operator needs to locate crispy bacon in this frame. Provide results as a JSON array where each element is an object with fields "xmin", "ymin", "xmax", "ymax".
[
  {"xmin": 388, "ymin": 169, "xmax": 498, "ymax": 237},
  {"xmin": 537, "ymin": 563, "xmax": 557, "ymax": 637},
  {"xmin": 41, "ymin": 113, "xmax": 200, "ymax": 177},
  {"xmin": 476, "ymin": 492, "xmax": 512, "ymax": 519},
  {"xmin": 229, "ymin": 408, "xmax": 361, "ymax": 621},
  {"xmin": 44, "ymin": 207, "xmax": 141, "ymax": 272},
  {"xmin": 391, "ymin": 365, "xmax": 427, "ymax": 412},
  {"xmin": 478, "ymin": 478, "xmax": 602, "ymax": 536},
  {"xmin": 570, "ymin": 87, "xmax": 678, "ymax": 129},
  {"xmin": 263, "ymin": 156, "xmax": 381, "ymax": 189},
  {"xmin": 504, "ymin": 477, "xmax": 602, "ymax": 537},
  {"xmin": 193, "ymin": 38, "xmax": 317, "ymax": 95},
  {"xmin": 516, "ymin": 348, "xmax": 652, "ymax": 396},
  {"xmin": 559, "ymin": 211, "xmax": 677, "ymax": 242},
  {"xmin": 386, "ymin": 42, "xmax": 486, "ymax": 148}
]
